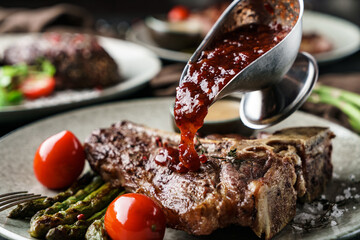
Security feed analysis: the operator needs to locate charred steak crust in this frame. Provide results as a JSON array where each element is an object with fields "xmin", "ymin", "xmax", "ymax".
[{"xmin": 84, "ymin": 121, "xmax": 334, "ymax": 239}]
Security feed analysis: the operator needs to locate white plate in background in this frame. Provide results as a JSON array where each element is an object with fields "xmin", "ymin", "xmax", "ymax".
[
  {"xmin": 303, "ymin": 10, "xmax": 360, "ymax": 64},
  {"xmin": 0, "ymin": 34, "xmax": 161, "ymax": 123},
  {"xmin": 126, "ymin": 21, "xmax": 193, "ymax": 63}
]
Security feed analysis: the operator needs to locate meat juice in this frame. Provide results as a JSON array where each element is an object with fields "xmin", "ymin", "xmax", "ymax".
[{"xmin": 153, "ymin": 23, "xmax": 290, "ymax": 172}]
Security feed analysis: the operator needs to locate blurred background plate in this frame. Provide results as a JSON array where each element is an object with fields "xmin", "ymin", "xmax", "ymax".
[
  {"xmin": 127, "ymin": 21, "xmax": 192, "ymax": 62},
  {"xmin": 0, "ymin": 34, "xmax": 161, "ymax": 124},
  {"xmin": 127, "ymin": 10, "xmax": 360, "ymax": 65},
  {"xmin": 303, "ymin": 10, "xmax": 360, "ymax": 64}
]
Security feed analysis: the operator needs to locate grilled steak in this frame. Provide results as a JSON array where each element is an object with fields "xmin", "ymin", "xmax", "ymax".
[
  {"xmin": 3, "ymin": 33, "xmax": 121, "ymax": 90},
  {"xmin": 84, "ymin": 121, "xmax": 334, "ymax": 239}
]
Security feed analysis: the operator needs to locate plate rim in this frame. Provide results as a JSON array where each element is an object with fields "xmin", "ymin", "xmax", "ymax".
[{"xmin": 126, "ymin": 21, "xmax": 192, "ymax": 63}]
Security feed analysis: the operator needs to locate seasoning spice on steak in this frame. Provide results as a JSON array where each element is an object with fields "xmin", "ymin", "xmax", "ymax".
[
  {"xmin": 3, "ymin": 33, "xmax": 121, "ymax": 90},
  {"xmin": 84, "ymin": 121, "xmax": 334, "ymax": 239}
]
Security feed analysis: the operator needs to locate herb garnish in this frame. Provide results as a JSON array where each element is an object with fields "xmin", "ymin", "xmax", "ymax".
[
  {"xmin": 0, "ymin": 59, "xmax": 56, "ymax": 107},
  {"xmin": 291, "ymin": 200, "xmax": 335, "ymax": 232},
  {"xmin": 209, "ymin": 148, "xmax": 250, "ymax": 165},
  {"xmin": 227, "ymin": 147, "xmax": 237, "ymax": 158},
  {"xmin": 195, "ymin": 135, "xmax": 207, "ymax": 155}
]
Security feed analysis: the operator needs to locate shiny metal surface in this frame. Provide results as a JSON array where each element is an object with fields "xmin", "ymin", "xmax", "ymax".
[
  {"xmin": 240, "ymin": 52, "xmax": 318, "ymax": 129},
  {"xmin": 180, "ymin": 0, "xmax": 304, "ymax": 100}
]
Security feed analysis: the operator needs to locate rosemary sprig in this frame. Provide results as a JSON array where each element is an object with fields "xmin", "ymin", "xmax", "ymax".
[
  {"xmin": 195, "ymin": 135, "xmax": 207, "ymax": 155},
  {"xmin": 291, "ymin": 201, "xmax": 335, "ymax": 232},
  {"xmin": 290, "ymin": 196, "xmax": 352, "ymax": 232},
  {"xmin": 210, "ymin": 148, "xmax": 250, "ymax": 165},
  {"xmin": 227, "ymin": 148, "xmax": 237, "ymax": 158}
]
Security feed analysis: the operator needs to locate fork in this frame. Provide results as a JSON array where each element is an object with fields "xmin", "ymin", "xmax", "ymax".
[{"xmin": 0, "ymin": 191, "xmax": 45, "ymax": 212}]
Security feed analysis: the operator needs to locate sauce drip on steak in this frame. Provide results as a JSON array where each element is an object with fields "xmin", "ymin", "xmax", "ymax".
[{"xmin": 174, "ymin": 23, "xmax": 290, "ymax": 172}]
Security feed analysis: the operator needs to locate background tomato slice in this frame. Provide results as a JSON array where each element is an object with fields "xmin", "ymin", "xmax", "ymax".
[
  {"xmin": 20, "ymin": 75, "xmax": 55, "ymax": 99},
  {"xmin": 105, "ymin": 193, "xmax": 166, "ymax": 240},
  {"xmin": 33, "ymin": 130, "xmax": 85, "ymax": 189},
  {"xmin": 168, "ymin": 5, "xmax": 190, "ymax": 22}
]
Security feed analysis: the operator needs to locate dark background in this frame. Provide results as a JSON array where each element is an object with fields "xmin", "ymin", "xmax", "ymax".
[
  {"xmin": 1, "ymin": 0, "xmax": 358, "ymax": 74},
  {"xmin": 1, "ymin": 0, "xmax": 358, "ymax": 72},
  {"xmin": 1, "ymin": 0, "xmax": 359, "ymax": 25}
]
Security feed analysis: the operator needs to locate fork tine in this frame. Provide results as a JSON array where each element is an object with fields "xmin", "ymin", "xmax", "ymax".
[
  {"xmin": 0, "ymin": 195, "xmax": 44, "ymax": 212},
  {"xmin": 0, "ymin": 193, "xmax": 37, "ymax": 202},
  {"xmin": 0, "ymin": 191, "xmax": 28, "ymax": 198},
  {"xmin": 0, "ymin": 194, "xmax": 42, "ymax": 207}
]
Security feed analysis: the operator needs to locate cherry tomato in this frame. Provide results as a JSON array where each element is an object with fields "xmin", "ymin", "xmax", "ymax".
[
  {"xmin": 105, "ymin": 193, "xmax": 166, "ymax": 240},
  {"xmin": 168, "ymin": 5, "xmax": 190, "ymax": 22},
  {"xmin": 20, "ymin": 75, "xmax": 55, "ymax": 99},
  {"xmin": 33, "ymin": 130, "xmax": 85, "ymax": 189}
]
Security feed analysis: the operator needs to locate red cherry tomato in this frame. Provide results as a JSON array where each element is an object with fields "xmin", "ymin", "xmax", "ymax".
[
  {"xmin": 20, "ymin": 75, "xmax": 55, "ymax": 99},
  {"xmin": 168, "ymin": 5, "xmax": 190, "ymax": 22},
  {"xmin": 105, "ymin": 193, "xmax": 166, "ymax": 240},
  {"xmin": 33, "ymin": 130, "xmax": 85, "ymax": 189}
]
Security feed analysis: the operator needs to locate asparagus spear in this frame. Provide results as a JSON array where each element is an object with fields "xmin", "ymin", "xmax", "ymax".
[
  {"xmin": 31, "ymin": 175, "xmax": 103, "ymax": 222},
  {"xmin": 46, "ymin": 191, "xmax": 125, "ymax": 240},
  {"xmin": 85, "ymin": 215, "xmax": 109, "ymax": 240},
  {"xmin": 308, "ymin": 91, "xmax": 360, "ymax": 132},
  {"xmin": 45, "ymin": 207, "xmax": 108, "ymax": 240},
  {"xmin": 29, "ymin": 182, "xmax": 119, "ymax": 238},
  {"xmin": 313, "ymin": 84, "xmax": 360, "ymax": 108},
  {"xmin": 8, "ymin": 172, "xmax": 96, "ymax": 219}
]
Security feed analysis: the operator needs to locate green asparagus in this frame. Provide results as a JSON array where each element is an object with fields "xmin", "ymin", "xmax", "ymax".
[
  {"xmin": 45, "ymin": 207, "xmax": 108, "ymax": 240},
  {"xmin": 29, "ymin": 182, "xmax": 120, "ymax": 238},
  {"xmin": 8, "ymin": 172, "xmax": 96, "ymax": 219},
  {"xmin": 30, "ymin": 175, "xmax": 103, "ymax": 222},
  {"xmin": 313, "ymin": 84, "xmax": 360, "ymax": 108},
  {"xmin": 85, "ymin": 215, "xmax": 109, "ymax": 240},
  {"xmin": 46, "ymin": 191, "xmax": 124, "ymax": 240},
  {"xmin": 309, "ymin": 88, "xmax": 360, "ymax": 132}
]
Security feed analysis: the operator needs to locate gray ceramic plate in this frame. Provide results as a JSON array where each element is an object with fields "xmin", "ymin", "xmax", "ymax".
[
  {"xmin": 0, "ymin": 34, "xmax": 161, "ymax": 123},
  {"xmin": 0, "ymin": 98, "xmax": 359, "ymax": 240}
]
